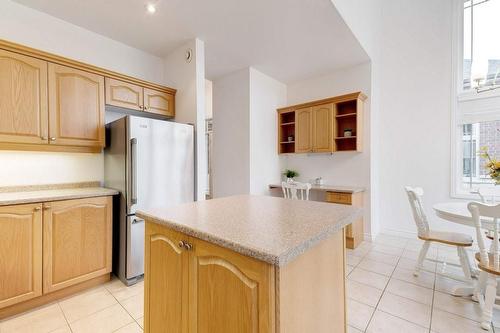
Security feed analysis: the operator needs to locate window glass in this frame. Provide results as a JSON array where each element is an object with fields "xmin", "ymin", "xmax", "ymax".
[{"xmin": 463, "ymin": 0, "xmax": 500, "ymax": 90}]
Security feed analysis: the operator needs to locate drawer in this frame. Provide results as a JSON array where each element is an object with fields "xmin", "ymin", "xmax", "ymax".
[{"xmin": 325, "ymin": 192, "xmax": 352, "ymax": 205}]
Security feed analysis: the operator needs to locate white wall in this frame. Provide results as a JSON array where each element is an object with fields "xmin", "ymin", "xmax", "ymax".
[
  {"xmin": 282, "ymin": 62, "xmax": 372, "ymax": 236},
  {"xmin": 212, "ymin": 69, "xmax": 251, "ymax": 197},
  {"xmin": 249, "ymin": 68, "xmax": 287, "ymax": 195},
  {"xmin": 332, "ymin": 0, "xmax": 466, "ymax": 237},
  {"xmin": 212, "ymin": 68, "xmax": 287, "ymax": 197},
  {"xmin": 163, "ymin": 39, "xmax": 207, "ymax": 201},
  {"xmin": 0, "ymin": 0, "xmax": 165, "ymax": 186},
  {"xmin": 205, "ymin": 80, "xmax": 213, "ymax": 119}
]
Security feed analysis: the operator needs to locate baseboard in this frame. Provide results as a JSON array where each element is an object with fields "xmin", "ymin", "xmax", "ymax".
[
  {"xmin": 380, "ymin": 228, "xmax": 417, "ymax": 239},
  {"xmin": 363, "ymin": 232, "xmax": 374, "ymax": 242}
]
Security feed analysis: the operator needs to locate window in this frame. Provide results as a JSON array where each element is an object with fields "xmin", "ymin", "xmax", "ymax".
[
  {"xmin": 462, "ymin": 0, "xmax": 500, "ymax": 91},
  {"xmin": 452, "ymin": 0, "xmax": 500, "ymax": 197}
]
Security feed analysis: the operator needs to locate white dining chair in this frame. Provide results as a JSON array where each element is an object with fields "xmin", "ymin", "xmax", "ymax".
[
  {"xmin": 469, "ymin": 201, "xmax": 500, "ymax": 330},
  {"xmin": 282, "ymin": 181, "xmax": 312, "ymax": 200},
  {"xmin": 405, "ymin": 186, "xmax": 473, "ymax": 281}
]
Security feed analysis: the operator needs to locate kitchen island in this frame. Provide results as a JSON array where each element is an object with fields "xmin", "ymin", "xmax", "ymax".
[{"xmin": 137, "ymin": 195, "xmax": 362, "ymax": 333}]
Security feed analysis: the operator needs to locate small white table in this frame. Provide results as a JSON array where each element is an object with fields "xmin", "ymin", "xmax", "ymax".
[
  {"xmin": 433, "ymin": 201, "xmax": 495, "ymax": 230},
  {"xmin": 433, "ymin": 201, "xmax": 493, "ymax": 297}
]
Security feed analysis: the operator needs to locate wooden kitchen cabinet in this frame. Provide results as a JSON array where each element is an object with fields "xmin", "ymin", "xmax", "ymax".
[
  {"xmin": 295, "ymin": 107, "xmax": 313, "ymax": 153},
  {"xmin": 144, "ymin": 222, "xmax": 274, "ymax": 333},
  {"xmin": 0, "ymin": 49, "xmax": 48, "ymax": 145},
  {"xmin": 188, "ymin": 237, "xmax": 274, "ymax": 333},
  {"xmin": 312, "ymin": 103, "xmax": 334, "ymax": 153},
  {"xmin": 144, "ymin": 88, "xmax": 174, "ymax": 117},
  {"xmin": 326, "ymin": 191, "xmax": 364, "ymax": 249},
  {"xmin": 144, "ymin": 219, "xmax": 345, "ymax": 333},
  {"xmin": 144, "ymin": 222, "xmax": 189, "ymax": 333},
  {"xmin": 277, "ymin": 92, "xmax": 366, "ymax": 154},
  {"xmin": 105, "ymin": 77, "xmax": 143, "ymax": 111},
  {"xmin": 43, "ymin": 196, "xmax": 112, "ymax": 293},
  {"xmin": 48, "ymin": 63, "xmax": 105, "ymax": 149},
  {"xmin": 0, "ymin": 203, "xmax": 42, "ymax": 309}
]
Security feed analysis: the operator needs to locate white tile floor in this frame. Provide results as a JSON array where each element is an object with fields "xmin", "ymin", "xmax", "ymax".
[
  {"xmin": 0, "ymin": 279, "xmax": 144, "ymax": 333},
  {"xmin": 1, "ymin": 233, "xmax": 499, "ymax": 333},
  {"xmin": 347, "ymin": 233, "xmax": 500, "ymax": 333}
]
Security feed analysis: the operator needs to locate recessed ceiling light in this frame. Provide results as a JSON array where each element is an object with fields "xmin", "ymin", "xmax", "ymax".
[{"xmin": 146, "ymin": 3, "xmax": 156, "ymax": 14}]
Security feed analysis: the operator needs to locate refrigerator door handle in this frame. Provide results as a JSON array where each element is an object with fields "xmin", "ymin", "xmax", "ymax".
[{"xmin": 130, "ymin": 137, "xmax": 138, "ymax": 205}]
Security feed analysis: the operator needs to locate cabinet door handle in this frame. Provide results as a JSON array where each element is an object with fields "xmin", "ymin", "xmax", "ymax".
[
  {"xmin": 41, "ymin": 136, "xmax": 47, "ymax": 140},
  {"xmin": 43, "ymin": 205, "xmax": 51, "ymax": 210},
  {"xmin": 184, "ymin": 242, "xmax": 193, "ymax": 251},
  {"xmin": 33, "ymin": 207, "xmax": 41, "ymax": 212},
  {"xmin": 50, "ymin": 137, "xmax": 56, "ymax": 141},
  {"xmin": 178, "ymin": 240, "xmax": 186, "ymax": 249}
]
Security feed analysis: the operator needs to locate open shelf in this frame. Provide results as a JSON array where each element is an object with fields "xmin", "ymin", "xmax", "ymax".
[
  {"xmin": 278, "ymin": 110, "xmax": 296, "ymax": 154},
  {"xmin": 335, "ymin": 113, "xmax": 356, "ymax": 118}
]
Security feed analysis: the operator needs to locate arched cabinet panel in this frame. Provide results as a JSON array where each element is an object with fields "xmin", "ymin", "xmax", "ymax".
[{"xmin": 0, "ymin": 203, "xmax": 42, "ymax": 309}]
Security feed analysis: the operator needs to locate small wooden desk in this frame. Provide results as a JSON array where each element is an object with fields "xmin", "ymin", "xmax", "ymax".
[{"xmin": 269, "ymin": 184, "xmax": 365, "ymax": 249}]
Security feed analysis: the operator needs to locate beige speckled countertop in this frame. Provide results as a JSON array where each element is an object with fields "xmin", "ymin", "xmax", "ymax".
[
  {"xmin": 0, "ymin": 186, "xmax": 118, "ymax": 206},
  {"xmin": 269, "ymin": 183, "xmax": 365, "ymax": 193},
  {"xmin": 137, "ymin": 195, "xmax": 362, "ymax": 266}
]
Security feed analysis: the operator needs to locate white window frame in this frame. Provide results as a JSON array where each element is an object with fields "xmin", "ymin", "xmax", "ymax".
[{"xmin": 450, "ymin": 0, "xmax": 500, "ymax": 199}]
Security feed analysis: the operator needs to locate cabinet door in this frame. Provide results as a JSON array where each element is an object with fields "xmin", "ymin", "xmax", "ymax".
[
  {"xmin": 144, "ymin": 88, "xmax": 174, "ymax": 117},
  {"xmin": 105, "ymin": 77, "xmax": 143, "ymax": 111},
  {"xmin": 188, "ymin": 237, "xmax": 275, "ymax": 333},
  {"xmin": 48, "ymin": 63, "xmax": 105, "ymax": 148},
  {"xmin": 144, "ymin": 222, "xmax": 188, "ymax": 333},
  {"xmin": 295, "ymin": 107, "xmax": 312, "ymax": 153},
  {"xmin": 312, "ymin": 103, "xmax": 333, "ymax": 152},
  {"xmin": 43, "ymin": 197, "xmax": 112, "ymax": 293},
  {"xmin": 0, "ymin": 203, "xmax": 42, "ymax": 309},
  {"xmin": 0, "ymin": 50, "xmax": 48, "ymax": 144}
]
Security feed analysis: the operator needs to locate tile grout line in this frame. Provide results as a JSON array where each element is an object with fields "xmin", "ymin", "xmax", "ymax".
[
  {"xmin": 427, "ymin": 251, "xmax": 438, "ymax": 333},
  {"xmin": 56, "ymin": 302, "xmax": 74, "ymax": 333},
  {"xmin": 361, "ymin": 241, "xmax": 406, "ymax": 332},
  {"xmin": 107, "ymin": 284, "xmax": 143, "ymax": 332}
]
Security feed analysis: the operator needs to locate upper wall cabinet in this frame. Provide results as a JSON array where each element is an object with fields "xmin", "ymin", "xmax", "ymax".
[
  {"xmin": 105, "ymin": 78, "xmax": 175, "ymax": 118},
  {"xmin": 295, "ymin": 107, "xmax": 313, "ymax": 153},
  {"xmin": 0, "ymin": 50, "xmax": 48, "ymax": 145},
  {"xmin": 277, "ymin": 92, "xmax": 366, "ymax": 154},
  {"xmin": 0, "ymin": 39, "xmax": 176, "ymax": 153},
  {"xmin": 48, "ymin": 64, "xmax": 105, "ymax": 148},
  {"xmin": 105, "ymin": 78, "xmax": 143, "ymax": 111},
  {"xmin": 312, "ymin": 103, "xmax": 334, "ymax": 153},
  {"xmin": 144, "ymin": 88, "xmax": 174, "ymax": 117}
]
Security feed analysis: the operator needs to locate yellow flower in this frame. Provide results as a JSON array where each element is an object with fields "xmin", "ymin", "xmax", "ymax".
[{"xmin": 495, "ymin": 161, "xmax": 500, "ymax": 169}]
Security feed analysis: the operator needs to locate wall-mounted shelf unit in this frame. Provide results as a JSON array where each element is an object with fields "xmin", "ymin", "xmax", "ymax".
[
  {"xmin": 278, "ymin": 110, "xmax": 296, "ymax": 154},
  {"xmin": 277, "ymin": 92, "xmax": 366, "ymax": 154}
]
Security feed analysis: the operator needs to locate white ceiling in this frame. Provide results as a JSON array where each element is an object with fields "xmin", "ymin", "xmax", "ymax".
[{"xmin": 13, "ymin": 0, "xmax": 369, "ymax": 83}]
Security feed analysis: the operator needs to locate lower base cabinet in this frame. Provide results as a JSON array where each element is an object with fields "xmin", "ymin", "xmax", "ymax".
[
  {"xmin": 43, "ymin": 196, "xmax": 112, "ymax": 293},
  {"xmin": 326, "ymin": 191, "xmax": 364, "ymax": 249},
  {"xmin": 144, "ymin": 221, "xmax": 346, "ymax": 333},
  {"xmin": 0, "ymin": 203, "xmax": 43, "ymax": 309},
  {"xmin": 0, "ymin": 196, "xmax": 112, "ymax": 318}
]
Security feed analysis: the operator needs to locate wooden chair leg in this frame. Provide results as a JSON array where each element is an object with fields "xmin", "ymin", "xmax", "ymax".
[
  {"xmin": 457, "ymin": 247, "xmax": 473, "ymax": 281},
  {"xmin": 481, "ymin": 274, "xmax": 496, "ymax": 330},
  {"xmin": 414, "ymin": 241, "xmax": 430, "ymax": 277}
]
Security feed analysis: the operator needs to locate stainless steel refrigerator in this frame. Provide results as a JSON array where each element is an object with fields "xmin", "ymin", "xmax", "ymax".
[{"xmin": 104, "ymin": 115, "xmax": 194, "ymax": 285}]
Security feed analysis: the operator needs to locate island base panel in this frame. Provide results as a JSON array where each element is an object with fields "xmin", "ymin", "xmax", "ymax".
[
  {"xmin": 277, "ymin": 229, "xmax": 346, "ymax": 333},
  {"xmin": 144, "ymin": 220, "xmax": 346, "ymax": 333}
]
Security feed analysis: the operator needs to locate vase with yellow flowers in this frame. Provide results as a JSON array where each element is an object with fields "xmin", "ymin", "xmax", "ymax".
[{"xmin": 480, "ymin": 146, "xmax": 500, "ymax": 185}]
